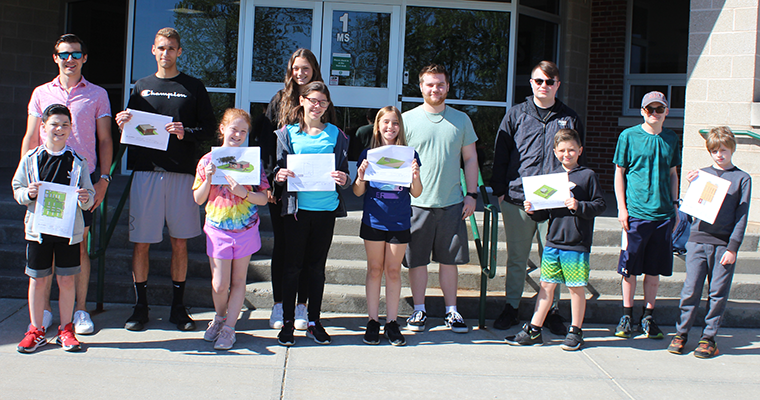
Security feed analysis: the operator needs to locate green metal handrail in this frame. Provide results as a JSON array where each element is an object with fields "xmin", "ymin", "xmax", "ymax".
[
  {"xmin": 698, "ymin": 129, "xmax": 760, "ymax": 142},
  {"xmin": 460, "ymin": 169, "xmax": 498, "ymax": 329}
]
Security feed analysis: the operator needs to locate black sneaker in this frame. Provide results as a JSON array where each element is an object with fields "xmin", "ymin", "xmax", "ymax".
[
  {"xmin": 363, "ymin": 319, "xmax": 381, "ymax": 345},
  {"xmin": 614, "ymin": 315, "xmax": 632, "ymax": 338},
  {"xmin": 169, "ymin": 304, "xmax": 196, "ymax": 331},
  {"xmin": 384, "ymin": 320, "xmax": 406, "ymax": 346},
  {"xmin": 546, "ymin": 308, "xmax": 567, "ymax": 336},
  {"xmin": 444, "ymin": 311, "xmax": 468, "ymax": 333},
  {"xmin": 505, "ymin": 323, "xmax": 543, "ymax": 346},
  {"xmin": 493, "ymin": 304, "xmax": 519, "ymax": 330},
  {"xmin": 640, "ymin": 315, "xmax": 663, "ymax": 339},
  {"xmin": 560, "ymin": 326, "xmax": 584, "ymax": 351},
  {"xmin": 124, "ymin": 304, "xmax": 149, "ymax": 331},
  {"xmin": 405, "ymin": 310, "xmax": 426, "ymax": 332},
  {"xmin": 278, "ymin": 321, "xmax": 295, "ymax": 346},
  {"xmin": 307, "ymin": 321, "xmax": 332, "ymax": 345}
]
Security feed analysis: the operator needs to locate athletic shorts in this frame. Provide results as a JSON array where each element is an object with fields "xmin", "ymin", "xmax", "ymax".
[
  {"xmin": 360, "ymin": 223, "xmax": 411, "ymax": 244},
  {"xmin": 540, "ymin": 247, "xmax": 590, "ymax": 287},
  {"xmin": 26, "ymin": 235, "xmax": 81, "ymax": 278},
  {"xmin": 617, "ymin": 217, "xmax": 674, "ymax": 277},
  {"xmin": 129, "ymin": 171, "xmax": 201, "ymax": 243},
  {"xmin": 204, "ymin": 223, "xmax": 261, "ymax": 260},
  {"xmin": 403, "ymin": 203, "xmax": 469, "ymax": 268}
]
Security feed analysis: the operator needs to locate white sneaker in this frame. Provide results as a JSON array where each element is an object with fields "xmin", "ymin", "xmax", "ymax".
[
  {"xmin": 294, "ymin": 304, "xmax": 308, "ymax": 330},
  {"xmin": 73, "ymin": 310, "xmax": 95, "ymax": 335},
  {"xmin": 28, "ymin": 310, "xmax": 53, "ymax": 334},
  {"xmin": 269, "ymin": 303, "xmax": 284, "ymax": 329}
]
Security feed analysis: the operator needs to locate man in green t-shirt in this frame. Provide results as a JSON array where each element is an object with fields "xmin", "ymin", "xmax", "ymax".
[{"xmin": 402, "ymin": 64, "xmax": 479, "ymax": 334}]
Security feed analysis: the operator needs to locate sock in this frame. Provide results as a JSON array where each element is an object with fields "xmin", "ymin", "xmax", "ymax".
[
  {"xmin": 414, "ymin": 304, "xmax": 426, "ymax": 313},
  {"xmin": 445, "ymin": 305, "xmax": 458, "ymax": 314},
  {"xmin": 569, "ymin": 325, "xmax": 582, "ymax": 335},
  {"xmin": 134, "ymin": 281, "xmax": 148, "ymax": 306},
  {"xmin": 308, "ymin": 321, "xmax": 315, "ymax": 327},
  {"xmin": 643, "ymin": 307, "xmax": 653, "ymax": 318},
  {"xmin": 623, "ymin": 307, "xmax": 633, "ymax": 318},
  {"xmin": 172, "ymin": 281, "xmax": 186, "ymax": 306}
]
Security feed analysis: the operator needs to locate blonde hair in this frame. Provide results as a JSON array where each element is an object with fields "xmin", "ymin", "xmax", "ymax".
[
  {"xmin": 706, "ymin": 126, "xmax": 736, "ymax": 153},
  {"xmin": 370, "ymin": 106, "xmax": 405, "ymax": 148},
  {"xmin": 218, "ymin": 108, "xmax": 251, "ymax": 141}
]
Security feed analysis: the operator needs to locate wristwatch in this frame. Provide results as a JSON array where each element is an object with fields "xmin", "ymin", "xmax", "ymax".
[
  {"xmin": 466, "ymin": 192, "xmax": 479, "ymax": 200},
  {"xmin": 100, "ymin": 174, "xmax": 112, "ymax": 183}
]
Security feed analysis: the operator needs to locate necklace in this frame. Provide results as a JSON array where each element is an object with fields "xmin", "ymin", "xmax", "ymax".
[{"xmin": 424, "ymin": 107, "xmax": 446, "ymax": 124}]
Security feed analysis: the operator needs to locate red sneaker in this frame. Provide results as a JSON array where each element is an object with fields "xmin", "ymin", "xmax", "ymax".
[
  {"xmin": 17, "ymin": 327, "xmax": 47, "ymax": 353},
  {"xmin": 56, "ymin": 323, "xmax": 81, "ymax": 352}
]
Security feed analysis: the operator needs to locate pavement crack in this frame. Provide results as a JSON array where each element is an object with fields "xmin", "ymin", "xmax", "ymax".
[
  {"xmin": 279, "ymin": 347, "xmax": 290, "ymax": 400},
  {"xmin": 581, "ymin": 350, "xmax": 636, "ymax": 400},
  {"xmin": 0, "ymin": 301, "xmax": 27, "ymax": 324}
]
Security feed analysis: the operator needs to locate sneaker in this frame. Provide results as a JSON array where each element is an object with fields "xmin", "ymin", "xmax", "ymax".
[
  {"xmin": 384, "ymin": 320, "xmax": 406, "ymax": 346},
  {"xmin": 214, "ymin": 325, "xmax": 236, "ymax": 350},
  {"xmin": 493, "ymin": 304, "xmax": 519, "ymax": 330},
  {"xmin": 561, "ymin": 326, "xmax": 584, "ymax": 351},
  {"xmin": 546, "ymin": 308, "xmax": 567, "ymax": 336},
  {"xmin": 169, "ymin": 304, "xmax": 196, "ymax": 331},
  {"xmin": 73, "ymin": 310, "xmax": 95, "ymax": 335},
  {"xmin": 56, "ymin": 323, "xmax": 81, "ymax": 352},
  {"xmin": 307, "ymin": 321, "xmax": 332, "ymax": 345},
  {"xmin": 269, "ymin": 303, "xmax": 284, "ymax": 329},
  {"xmin": 363, "ymin": 319, "xmax": 381, "ymax": 345},
  {"xmin": 505, "ymin": 323, "xmax": 543, "ymax": 346},
  {"xmin": 614, "ymin": 315, "xmax": 632, "ymax": 338},
  {"xmin": 667, "ymin": 334, "xmax": 688, "ymax": 354},
  {"xmin": 406, "ymin": 310, "xmax": 427, "ymax": 332},
  {"xmin": 27, "ymin": 309, "xmax": 53, "ymax": 333},
  {"xmin": 444, "ymin": 311, "xmax": 468, "ymax": 333},
  {"xmin": 294, "ymin": 304, "xmax": 308, "ymax": 330},
  {"xmin": 204, "ymin": 316, "xmax": 226, "ymax": 342},
  {"xmin": 640, "ymin": 315, "xmax": 663, "ymax": 339},
  {"xmin": 125, "ymin": 304, "xmax": 150, "ymax": 331},
  {"xmin": 278, "ymin": 321, "xmax": 295, "ymax": 346},
  {"xmin": 694, "ymin": 338, "xmax": 719, "ymax": 359},
  {"xmin": 17, "ymin": 327, "xmax": 46, "ymax": 353}
]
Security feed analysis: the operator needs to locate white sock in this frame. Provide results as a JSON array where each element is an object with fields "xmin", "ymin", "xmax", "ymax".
[
  {"xmin": 414, "ymin": 304, "xmax": 426, "ymax": 313},
  {"xmin": 308, "ymin": 321, "xmax": 315, "ymax": 327},
  {"xmin": 446, "ymin": 306, "xmax": 458, "ymax": 314}
]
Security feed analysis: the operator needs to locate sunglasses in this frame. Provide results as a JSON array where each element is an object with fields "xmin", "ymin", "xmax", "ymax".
[
  {"xmin": 303, "ymin": 97, "xmax": 330, "ymax": 108},
  {"xmin": 644, "ymin": 105, "xmax": 667, "ymax": 114},
  {"xmin": 56, "ymin": 51, "xmax": 84, "ymax": 60},
  {"xmin": 531, "ymin": 78, "xmax": 557, "ymax": 86}
]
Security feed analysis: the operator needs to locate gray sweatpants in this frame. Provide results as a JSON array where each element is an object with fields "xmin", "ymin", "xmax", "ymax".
[{"xmin": 675, "ymin": 242, "xmax": 736, "ymax": 339}]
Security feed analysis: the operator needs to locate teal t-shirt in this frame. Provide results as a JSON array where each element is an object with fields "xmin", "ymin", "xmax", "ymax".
[
  {"xmin": 288, "ymin": 123, "xmax": 339, "ymax": 212},
  {"xmin": 403, "ymin": 105, "xmax": 478, "ymax": 208},
  {"xmin": 613, "ymin": 124, "xmax": 681, "ymax": 221}
]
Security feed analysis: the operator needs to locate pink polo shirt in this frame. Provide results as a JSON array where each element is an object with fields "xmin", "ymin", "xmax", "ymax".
[{"xmin": 28, "ymin": 76, "xmax": 111, "ymax": 173}]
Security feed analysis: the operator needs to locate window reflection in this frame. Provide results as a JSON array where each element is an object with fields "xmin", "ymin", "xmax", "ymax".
[
  {"xmin": 252, "ymin": 7, "xmax": 313, "ymax": 82},
  {"xmin": 514, "ymin": 14, "xmax": 557, "ymax": 104},
  {"xmin": 328, "ymin": 11, "xmax": 390, "ymax": 88}
]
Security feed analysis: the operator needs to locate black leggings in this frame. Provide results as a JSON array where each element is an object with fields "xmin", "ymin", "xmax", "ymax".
[{"xmin": 268, "ymin": 200, "xmax": 309, "ymax": 304}]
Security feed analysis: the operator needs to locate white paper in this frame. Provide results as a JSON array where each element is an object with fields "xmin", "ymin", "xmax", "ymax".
[
  {"xmin": 679, "ymin": 172, "xmax": 731, "ymax": 224},
  {"xmin": 287, "ymin": 153, "xmax": 335, "ymax": 192},
  {"xmin": 33, "ymin": 182, "xmax": 79, "ymax": 239},
  {"xmin": 210, "ymin": 147, "xmax": 261, "ymax": 185},
  {"xmin": 364, "ymin": 145, "xmax": 414, "ymax": 187},
  {"xmin": 120, "ymin": 109, "xmax": 172, "ymax": 151},
  {"xmin": 522, "ymin": 172, "xmax": 571, "ymax": 210}
]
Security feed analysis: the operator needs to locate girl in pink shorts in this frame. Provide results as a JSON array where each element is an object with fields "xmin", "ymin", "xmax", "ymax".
[{"xmin": 193, "ymin": 108, "xmax": 269, "ymax": 350}]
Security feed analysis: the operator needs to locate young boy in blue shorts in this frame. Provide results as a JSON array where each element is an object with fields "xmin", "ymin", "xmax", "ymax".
[
  {"xmin": 12, "ymin": 104, "xmax": 95, "ymax": 353},
  {"xmin": 505, "ymin": 128, "xmax": 606, "ymax": 350},
  {"xmin": 667, "ymin": 127, "xmax": 751, "ymax": 358},
  {"xmin": 613, "ymin": 91, "xmax": 681, "ymax": 339}
]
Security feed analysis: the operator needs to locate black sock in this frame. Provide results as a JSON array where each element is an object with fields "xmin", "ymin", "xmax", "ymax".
[
  {"xmin": 569, "ymin": 325, "xmax": 582, "ymax": 335},
  {"xmin": 134, "ymin": 281, "xmax": 148, "ymax": 306},
  {"xmin": 643, "ymin": 307, "xmax": 653, "ymax": 318},
  {"xmin": 172, "ymin": 281, "xmax": 186, "ymax": 306},
  {"xmin": 623, "ymin": 307, "xmax": 633, "ymax": 317}
]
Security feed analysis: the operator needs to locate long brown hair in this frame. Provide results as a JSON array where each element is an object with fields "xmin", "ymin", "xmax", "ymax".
[
  {"xmin": 370, "ymin": 106, "xmax": 405, "ymax": 148},
  {"xmin": 277, "ymin": 48, "xmax": 322, "ymax": 127},
  {"xmin": 291, "ymin": 82, "xmax": 336, "ymax": 132}
]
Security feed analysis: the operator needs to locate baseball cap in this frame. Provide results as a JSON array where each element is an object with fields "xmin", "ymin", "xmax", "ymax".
[{"xmin": 641, "ymin": 91, "xmax": 669, "ymax": 108}]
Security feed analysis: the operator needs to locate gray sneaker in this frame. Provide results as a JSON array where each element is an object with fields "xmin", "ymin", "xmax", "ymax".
[
  {"xmin": 560, "ymin": 327, "xmax": 584, "ymax": 351},
  {"xmin": 204, "ymin": 316, "xmax": 225, "ymax": 342},
  {"xmin": 214, "ymin": 325, "xmax": 236, "ymax": 350},
  {"xmin": 505, "ymin": 323, "xmax": 543, "ymax": 346}
]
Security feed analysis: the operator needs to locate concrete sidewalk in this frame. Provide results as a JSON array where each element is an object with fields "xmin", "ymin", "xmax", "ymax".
[{"xmin": 1, "ymin": 298, "xmax": 759, "ymax": 399}]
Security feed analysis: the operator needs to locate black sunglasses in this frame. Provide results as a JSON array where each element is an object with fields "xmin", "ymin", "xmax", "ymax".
[
  {"xmin": 644, "ymin": 105, "xmax": 666, "ymax": 114},
  {"xmin": 56, "ymin": 51, "xmax": 84, "ymax": 60},
  {"xmin": 531, "ymin": 78, "xmax": 557, "ymax": 86}
]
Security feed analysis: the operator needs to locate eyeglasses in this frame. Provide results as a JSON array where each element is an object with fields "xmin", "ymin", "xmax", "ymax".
[
  {"xmin": 56, "ymin": 52, "xmax": 84, "ymax": 60},
  {"xmin": 644, "ymin": 105, "xmax": 667, "ymax": 114},
  {"xmin": 531, "ymin": 78, "xmax": 557, "ymax": 86},
  {"xmin": 303, "ymin": 97, "xmax": 330, "ymax": 108}
]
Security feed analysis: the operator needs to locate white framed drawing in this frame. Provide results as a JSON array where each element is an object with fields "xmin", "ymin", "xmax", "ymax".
[
  {"xmin": 287, "ymin": 153, "xmax": 335, "ymax": 192},
  {"xmin": 33, "ymin": 182, "xmax": 79, "ymax": 239},
  {"xmin": 120, "ymin": 109, "xmax": 172, "ymax": 151},
  {"xmin": 210, "ymin": 147, "xmax": 261, "ymax": 185},
  {"xmin": 364, "ymin": 145, "xmax": 414, "ymax": 187},
  {"xmin": 522, "ymin": 172, "xmax": 571, "ymax": 210},
  {"xmin": 680, "ymin": 172, "xmax": 731, "ymax": 225}
]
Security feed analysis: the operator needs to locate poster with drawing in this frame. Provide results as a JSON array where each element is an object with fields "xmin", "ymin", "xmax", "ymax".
[
  {"xmin": 287, "ymin": 153, "xmax": 335, "ymax": 191},
  {"xmin": 210, "ymin": 147, "xmax": 261, "ymax": 185},
  {"xmin": 522, "ymin": 172, "xmax": 571, "ymax": 210},
  {"xmin": 363, "ymin": 145, "xmax": 415, "ymax": 187},
  {"xmin": 33, "ymin": 182, "xmax": 79, "ymax": 239},
  {"xmin": 679, "ymin": 172, "xmax": 731, "ymax": 224},
  {"xmin": 120, "ymin": 109, "xmax": 172, "ymax": 151}
]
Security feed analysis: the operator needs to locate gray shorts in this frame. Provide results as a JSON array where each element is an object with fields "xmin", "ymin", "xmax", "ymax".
[
  {"xmin": 129, "ymin": 171, "xmax": 201, "ymax": 243},
  {"xmin": 403, "ymin": 204, "xmax": 469, "ymax": 268}
]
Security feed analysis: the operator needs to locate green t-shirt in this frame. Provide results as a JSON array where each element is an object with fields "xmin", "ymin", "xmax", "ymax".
[
  {"xmin": 403, "ymin": 105, "xmax": 478, "ymax": 208},
  {"xmin": 613, "ymin": 124, "xmax": 681, "ymax": 221}
]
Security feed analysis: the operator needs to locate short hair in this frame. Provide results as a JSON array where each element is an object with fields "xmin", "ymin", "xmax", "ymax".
[
  {"xmin": 218, "ymin": 108, "xmax": 252, "ymax": 141},
  {"xmin": 156, "ymin": 27, "xmax": 181, "ymax": 48},
  {"xmin": 532, "ymin": 61, "xmax": 560, "ymax": 80},
  {"xmin": 54, "ymin": 33, "xmax": 87, "ymax": 54},
  {"xmin": 371, "ymin": 106, "xmax": 405, "ymax": 148},
  {"xmin": 42, "ymin": 104, "xmax": 71, "ymax": 123},
  {"xmin": 418, "ymin": 64, "xmax": 450, "ymax": 85},
  {"xmin": 554, "ymin": 128, "xmax": 581, "ymax": 148},
  {"xmin": 706, "ymin": 126, "xmax": 736, "ymax": 153}
]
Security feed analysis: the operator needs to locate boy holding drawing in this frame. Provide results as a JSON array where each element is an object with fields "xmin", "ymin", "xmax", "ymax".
[
  {"xmin": 12, "ymin": 104, "xmax": 94, "ymax": 353},
  {"xmin": 505, "ymin": 128, "xmax": 605, "ymax": 350},
  {"xmin": 667, "ymin": 127, "xmax": 751, "ymax": 359}
]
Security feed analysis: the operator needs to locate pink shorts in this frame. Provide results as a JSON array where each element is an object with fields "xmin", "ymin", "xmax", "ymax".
[{"xmin": 204, "ymin": 222, "xmax": 261, "ymax": 260}]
